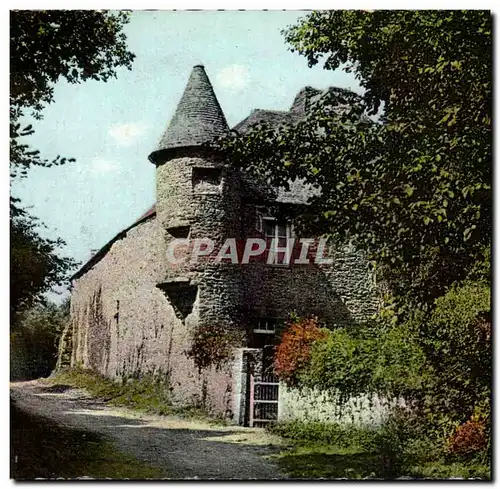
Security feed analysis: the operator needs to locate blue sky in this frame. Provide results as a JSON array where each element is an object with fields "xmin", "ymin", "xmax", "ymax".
[{"xmin": 11, "ymin": 10, "xmax": 361, "ymax": 297}]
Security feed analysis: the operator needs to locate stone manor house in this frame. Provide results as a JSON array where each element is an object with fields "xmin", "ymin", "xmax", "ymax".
[{"xmin": 58, "ymin": 65, "xmax": 381, "ymax": 426}]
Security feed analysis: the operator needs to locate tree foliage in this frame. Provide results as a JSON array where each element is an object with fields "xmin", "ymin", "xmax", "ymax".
[
  {"xmin": 11, "ymin": 10, "xmax": 134, "ymax": 115},
  {"xmin": 10, "ymin": 10, "xmax": 135, "ymax": 324},
  {"xmin": 10, "ymin": 10, "xmax": 135, "ymax": 178},
  {"xmin": 416, "ymin": 279, "xmax": 491, "ymax": 427},
  {"xmin": 10, "ymin": 207, "xmax": 76, "ymax": 323},
  {"xmin": 276, "ymin": 278, "xmax": 490, "ymax": 430},
  {"xmin": 248, "ymin": 11, "xmax": 493, "ymax": 447},
  {"xmin": 292, "ymin": 322, "xmax": 428, "ymax": 400},
  {"xmin": 10, "ymin": 300, "xmax": 70, "ymax": 380},
  {"xmin": 217, "ymin": 10, "xmax": 492, "ymax": 314}
]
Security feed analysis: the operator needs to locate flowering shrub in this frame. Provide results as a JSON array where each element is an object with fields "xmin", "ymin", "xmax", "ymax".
[
  {"xmin": 273, "ymin": 316, "xmax": 327, "ymax": 385},
  {"xmin": 448, "ymin": 414, "xmax": 487, "ymax": 455}
]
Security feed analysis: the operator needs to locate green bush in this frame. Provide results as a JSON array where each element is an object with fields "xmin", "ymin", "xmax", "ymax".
[
  {"xmin": 298, "ymin": 323, "xmax": 428, "ymax": 401},
  {"xmin": 414, "ymin": 279, "xmax": 491, "ymax": 431},
  {"xmin": 286, "ymin": 278, "xmax": 491, "ymax": 442},
  {"xmin": 269, "ymin": 420, "xmax": 380, "ymax": 449},
  {"xmin": 268, "ymin": 416, "xmax": 431, "ymax": 476},
  {"xmin": 11, "ymin": 301, "xmax": 69, "ymax": 380},
  {"xmin": 268, "ymin": 416, "xmax": 490, "ymax": 479}
]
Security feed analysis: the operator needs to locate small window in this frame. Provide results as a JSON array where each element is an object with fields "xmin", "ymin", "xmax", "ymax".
[
  {"xmin": 276, "ymin": 223, "xmax": 287, "ymax": 238},
  {"xmin": 192, "ymin": 167, "xmax": 222, "ymax": 194},
  {"xmin": 253, "ymin": 318, "xmax": 278, "ymax": 334},
  {"xmin": 167, "ymin": 226, "xmax": 190, "ymax": 239},
  {"xmin": 258, "ymin": 216, "xmax": 292, "ymax": 240},
  {"xmin": 262, "ymin": 219, "xmax": 275, "ymax": 238}
]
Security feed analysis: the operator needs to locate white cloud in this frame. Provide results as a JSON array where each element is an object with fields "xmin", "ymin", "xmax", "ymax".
[
  {"xmin": 108, "ymin": 122, "xmax": 148, "ymax": 147},
  {"xmin": 88, "ymin": 157, "xmax": 121, "ymax": 175},
  {"xmin": 215, "ymin": 64, "xmax": 250, "ymax": 92}
]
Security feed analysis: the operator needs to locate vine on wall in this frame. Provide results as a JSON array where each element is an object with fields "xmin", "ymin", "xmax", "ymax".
[
  {"xmin": 87, "ymin": 287, "xmax": 111, "ymax": 372},
  {"xmin": 186, "ymin": 323, "xmax": 243, "ymax": 373}
]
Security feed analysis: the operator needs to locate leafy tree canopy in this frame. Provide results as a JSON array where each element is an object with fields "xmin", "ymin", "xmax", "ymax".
[
  {"xmin": 218, "ymin": 10, "xmax": 492, "ymax": 314},
  {"xmin": 10, "ymin": 10, "xmax": 135, "ymax": 178},
  {"xmin": 10, "ymin": 10, "xmax": 135, "ymax": 324},
  {"xmin": 11, "ymin": 299, "xmax": 70, "ymax": 380},
  {"xmin": 10, "ymin": 207, "xmax": 75, "ymax": 324}
]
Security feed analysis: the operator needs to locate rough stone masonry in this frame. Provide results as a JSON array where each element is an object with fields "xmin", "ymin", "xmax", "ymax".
[{"xmin": 59, "ymin": 64, "xmax": 382, "ymax": 425}]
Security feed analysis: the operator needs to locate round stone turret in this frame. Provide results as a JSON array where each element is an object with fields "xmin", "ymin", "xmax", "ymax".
[{"xmin": 150, "ymin": 65, "xmax": 244, "ymax": 332}]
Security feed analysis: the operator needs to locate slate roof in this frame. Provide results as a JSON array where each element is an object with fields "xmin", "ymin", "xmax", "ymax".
[
  {"xmin": 148, "ymin": 65, "xmax": 229, "ymax": 163},
  {"xmin": 233, "ymin": 86, "xmax": 332, "ymax": 206},
  {"xmin": 233, "ymin": 85, "xmax": 361, "ymax": 136},
  {"xmin": 240, "ymin": 171, "xmax": 278, "ymax": 202},
  {"xmin": 239, "ymin": 169, "xmax": 319, "ymax": 206},
  {"xmin": 276, "ymin": 179, "xmax": 321, "ymax": 205},
  {"xmin": 233, "ymin": 109, "xmax": 301, "ymax": 134}
]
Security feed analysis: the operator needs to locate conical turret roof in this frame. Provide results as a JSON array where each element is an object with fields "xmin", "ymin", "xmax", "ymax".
[{"xmin": 149, "ymin": 65, "xmax": 229, "ymax": 163}]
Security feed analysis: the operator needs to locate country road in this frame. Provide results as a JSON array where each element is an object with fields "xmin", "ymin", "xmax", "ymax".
[{"xmin": 10, "ymin": 380, "xmax": 287, "ymax": 480}]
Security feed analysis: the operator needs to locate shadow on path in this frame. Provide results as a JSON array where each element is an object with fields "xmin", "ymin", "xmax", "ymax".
[{"xmin": 10, "ymin": 380, "xmax": 286, "ymax": 480}]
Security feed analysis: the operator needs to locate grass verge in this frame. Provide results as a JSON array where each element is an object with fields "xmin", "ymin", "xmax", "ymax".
[
  {"xmin": 49, "ymin": 367, "xmax": 224, "ymax": 423},
  {"xmin": 10, "ymin": 402, "xmax": 166, "ymax": 480},
  {"xmin": 267, "ymin": 421, "xmax": 490, "ymax": 480}
]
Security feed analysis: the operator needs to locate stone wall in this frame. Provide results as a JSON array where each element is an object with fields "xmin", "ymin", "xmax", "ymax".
[
  {"xmin": 67, "ymin": 156, "xmax": 382, "ymax": 424},
  {"xmin": 69, "ymin": 216, "xmax": 238, "ymax": 419},
  {"xmin": 240, "ymin": 198, "xmax": 380, "ymax": 329},
  {"xmin": 155, "ymin": 151, "xmax": 246, "ymax": 331},
  {"xmin": 278, "ymin": 385, "xmax": 405, "ymax": 427},
  {"xmin": 242, "ymin": 243, "xmax": 379, "ymax": 328}
]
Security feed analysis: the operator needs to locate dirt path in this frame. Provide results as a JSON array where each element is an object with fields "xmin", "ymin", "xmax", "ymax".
[{"xmin": 10, "ymin": 380, "xmax": 287, "ymax": 480}]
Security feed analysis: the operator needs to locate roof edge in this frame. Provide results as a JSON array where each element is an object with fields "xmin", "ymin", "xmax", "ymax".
[
  {"xmin": 70, "ymin": 208, "xmax": 157, "ymax": 281},
  {"xmin": 148, "ymin": 144, "xmax": 222, "ymax": 165}
]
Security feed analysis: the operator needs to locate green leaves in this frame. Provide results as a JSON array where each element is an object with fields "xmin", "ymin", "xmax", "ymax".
[
  {"xmin": 10, "ymin": 11, "xmax": 134, "ymax": 320},
  {"xmin": 11, "ymin": 208, "xmax": 77, "ymax": 327},
  {"xmin": 10, "ymin": 10, "xmax": 135, "ymax": 117},
  {"xmin": 10, "ymin": 10, "xmax": 135, "ymax": 177},
  {"xmin": 464, "ymin": 225, "xmax": 477, "ymax": 242},
  {"xmin": 261, "ymin": 10, "xmax": 492, "ymax": 434},
  {"xmin": 404, "ymin": 185, "xmax": 415, "ymax": 197},
  {"xmin": 217, "ymin": 10, "xmax": 491, "ymax": 314},
  {"xmin": 298, "ymin": 323, "xmax": 428, "ymax": 400},
  {"xmin": 416, "ymin": 279, "xmax": 491, "ymax": 424}
]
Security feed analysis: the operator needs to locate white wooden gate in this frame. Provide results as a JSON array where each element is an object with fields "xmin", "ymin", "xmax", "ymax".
[{"xmin": 248, "ymin": 373, "xmax": 279, "ymax": 427}]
